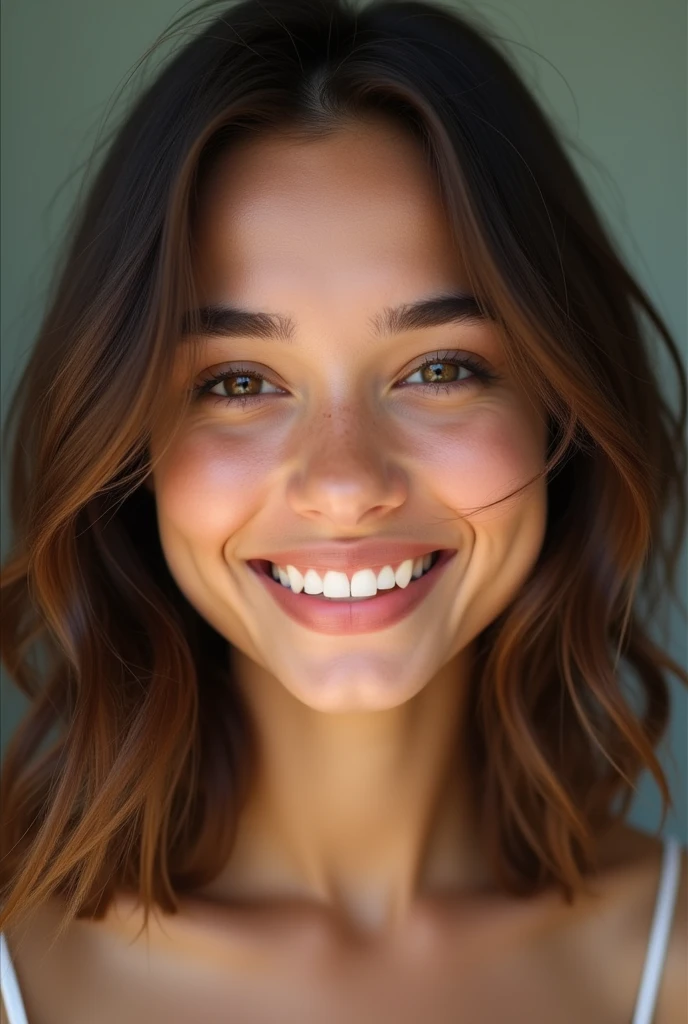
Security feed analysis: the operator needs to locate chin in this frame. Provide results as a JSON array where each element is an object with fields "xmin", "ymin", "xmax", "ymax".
[{"xmin": 278, "ymin": 661, "xmax": 432, "ymax": 713}]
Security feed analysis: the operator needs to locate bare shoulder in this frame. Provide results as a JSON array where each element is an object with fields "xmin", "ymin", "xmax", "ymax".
[
  {"xmin": 655, "ymin": 840, "xmax": 687, "ymax": 1024},
  {"xmin": 618, "ymin": 825, "xmax": 686, "ymax": 1024},
  {"xmin": 3, "ymin": 896, "xmax": 91, "ymax": 1024},
  {"xmin": 2, "ymin": 894, "xmax": 154, "ymax": 1024},
  {"xmin": 588, "ymin": 823, "xmax": 687, "ymax": 1024},
  {"xmin": 1, "ymin": 888, "xmax": 320, "ymax": 1024}
]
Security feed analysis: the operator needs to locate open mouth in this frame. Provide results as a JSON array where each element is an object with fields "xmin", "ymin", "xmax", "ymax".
[
  {"xmin": 246, "ymin": 548, "xmax": 457, "ymax": 635},
  {"xmin": 247, "ymin": 549, "xmax": 449, "ymax": 602}
]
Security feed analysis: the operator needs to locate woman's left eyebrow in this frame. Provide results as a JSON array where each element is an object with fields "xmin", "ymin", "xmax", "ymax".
[{"xmin": 179, "ymin": 292, "xmax": 490, "ymax": 343}]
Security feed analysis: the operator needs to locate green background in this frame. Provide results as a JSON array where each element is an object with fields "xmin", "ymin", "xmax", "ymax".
[{"xmin": 1, "ymin": 0, "xmax": 686, "ymax": 840}]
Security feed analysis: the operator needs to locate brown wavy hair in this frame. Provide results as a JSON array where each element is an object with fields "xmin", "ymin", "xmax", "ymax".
[{"xmin": 1, "ymin": 0, "xmax": 686, "ymax": 938}]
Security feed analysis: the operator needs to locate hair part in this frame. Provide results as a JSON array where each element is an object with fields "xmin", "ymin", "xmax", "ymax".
[{"xmin": 1, "ymin": 0, "xmax": 686, "ymax": 938}]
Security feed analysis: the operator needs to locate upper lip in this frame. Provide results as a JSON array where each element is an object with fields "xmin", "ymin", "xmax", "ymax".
[{"xmin": 248, "ymin": 539, "xmax": 451, "ymax": 575}]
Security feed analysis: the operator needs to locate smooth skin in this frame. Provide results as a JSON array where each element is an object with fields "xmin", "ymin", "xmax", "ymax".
[{"xmin": 4, "ymin": 117, "xmax": 686, "ymax": 1024}]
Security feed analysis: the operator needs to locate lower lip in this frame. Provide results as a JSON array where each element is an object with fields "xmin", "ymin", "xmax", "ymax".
[{"xmin": 246, "ymin": 550, "xmax": 456, "ymax": 635}]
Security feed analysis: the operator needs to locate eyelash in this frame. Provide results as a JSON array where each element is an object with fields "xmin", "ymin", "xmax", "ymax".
[{"xmin": 192, "ymin": 350, "xmax": 500, "ymax": 409}]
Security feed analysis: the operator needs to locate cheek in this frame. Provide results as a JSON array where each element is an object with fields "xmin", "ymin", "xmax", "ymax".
[
  {"xmin": 411, "ymin": 402, "xmax": 548, "ymax": 635},
  {"xmin": 152, "ymin": 427, "xmax": 280, "ymax": 541},
  {"xmin": 407, "ymin": 401, "xmax": 546, "ymax": 516}
]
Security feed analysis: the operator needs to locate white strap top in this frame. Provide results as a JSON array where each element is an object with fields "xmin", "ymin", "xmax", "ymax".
[
  {"xmin": 630, "ymin": 835, "xmax": 682, "ymax": 1024},
  {"xmin": 0, "ymin": 835, "xmax": 682, "ymax": 1024},
  {"xmin": 0, "ymin": 929, "xmax": 28, "ymax": 1024}
]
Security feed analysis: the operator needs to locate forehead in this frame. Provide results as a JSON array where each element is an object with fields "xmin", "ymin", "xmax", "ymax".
[{"xmin": 191, "ymin": 121, "xmax": 469, "ymax": 303}]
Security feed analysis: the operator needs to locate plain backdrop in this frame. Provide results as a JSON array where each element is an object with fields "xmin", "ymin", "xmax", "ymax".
[{"xmin": 1, "ymin": 0, "xmax": 686, "ymax": 841}]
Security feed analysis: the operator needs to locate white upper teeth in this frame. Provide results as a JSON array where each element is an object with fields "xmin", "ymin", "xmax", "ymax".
[{"xmin": 271, "ymin": 553, "xmax": 435, "ymax": 597}]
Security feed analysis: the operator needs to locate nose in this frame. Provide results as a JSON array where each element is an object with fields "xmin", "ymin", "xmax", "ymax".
[{"xmin": 285, "ymin": 406, "xmax": 408, "ymax": 529}]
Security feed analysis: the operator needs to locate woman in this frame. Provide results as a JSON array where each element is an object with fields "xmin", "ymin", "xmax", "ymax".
[{"xmin": 0, "ymin": 0, "xmax": 685, "ymax": 1020}]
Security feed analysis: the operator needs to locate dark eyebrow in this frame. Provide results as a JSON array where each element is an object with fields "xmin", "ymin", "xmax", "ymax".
[{"xmin": 179, "ymin": 292, "xmax": 491, "ymax": 343}]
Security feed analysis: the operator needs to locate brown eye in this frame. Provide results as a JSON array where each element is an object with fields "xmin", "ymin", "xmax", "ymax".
[
  {"xmin": 193, "ymin": 366, "xmax": 283, "ymax": 406},
  {"xmin": 419, "ymin": 361, "xmax": 461, "ymax": 384},
  {"xmin": 220, "ymin": 373, "xmax": 263, "ymax": 397},
  {"xmin": 399, "ymin": 351, "xmax": 499, "ymax": 393}
]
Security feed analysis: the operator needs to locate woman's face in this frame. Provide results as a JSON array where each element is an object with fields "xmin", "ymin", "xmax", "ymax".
[{"xmin": 149, "ymin": 119, "xmax": 549, "ymax": 712}]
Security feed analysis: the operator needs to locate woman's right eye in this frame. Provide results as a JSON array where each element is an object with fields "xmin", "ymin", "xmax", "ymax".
[{"xmin": 192, "ymin": 366, "xmax": 283, "ymax": 407}]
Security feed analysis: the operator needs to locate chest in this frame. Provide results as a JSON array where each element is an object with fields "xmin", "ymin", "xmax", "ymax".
[{"xmin": 11, "ymin": 920, "xmax": 635, "ymax": 1024}]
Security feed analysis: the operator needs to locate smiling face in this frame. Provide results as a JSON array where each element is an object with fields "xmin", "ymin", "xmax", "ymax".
[{"xmin": 148, "ymin": 117, "xmax": 549, "ymax": 712}]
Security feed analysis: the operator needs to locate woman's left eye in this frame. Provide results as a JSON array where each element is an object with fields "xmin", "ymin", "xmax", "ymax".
[
  {"xmin": 192, "ymin": 351, "xmax": 500, "ymax": 408},
  {"xmin": 398, "ymin": 351, "xmax": 499, "ymax": 393}
]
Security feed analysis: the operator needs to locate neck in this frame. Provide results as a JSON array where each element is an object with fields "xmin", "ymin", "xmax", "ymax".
[{"xmin": 199, "ymin": 645, "xmax": 490, "ymax": 936}]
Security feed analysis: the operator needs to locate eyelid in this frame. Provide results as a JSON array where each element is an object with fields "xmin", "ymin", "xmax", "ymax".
[
  {"xmin": 394, "ymin": 348, "xmax": 489, "ymax": 381},
  {"xmin": 193, "ymin": 361, "xmax": 286, "ymax": 395}
]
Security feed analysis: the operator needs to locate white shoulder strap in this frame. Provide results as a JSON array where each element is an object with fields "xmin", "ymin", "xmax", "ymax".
[
  {"xmin": 0, "ymin": 932, "xmax": 29, "ymax": 1024},
  {"xmin": 630, "ymin": 835, "xmax": 683, "ymax": 1024}
]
